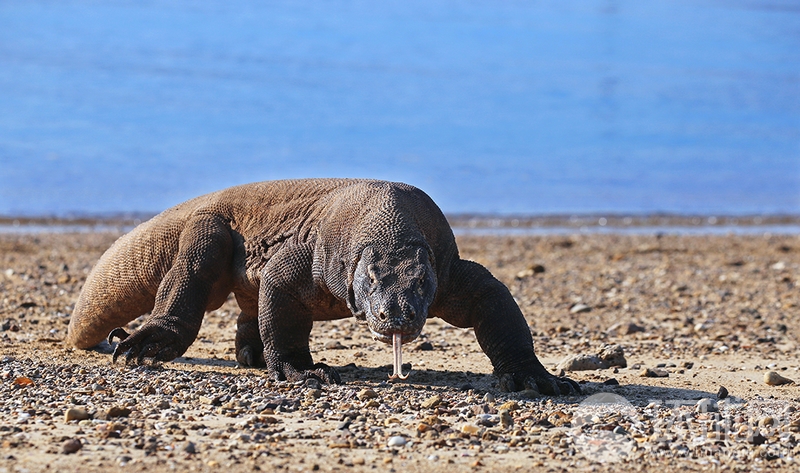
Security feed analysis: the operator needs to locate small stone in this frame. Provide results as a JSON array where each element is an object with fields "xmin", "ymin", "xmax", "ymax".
[
  {"xmin": 747, "ymin": 432, "xmax": 767, "ymax": 445},
  {"xmin": 759, "ymin": 417, "xmax": 776, "ymax": 428},
  {"xmin": 606, "ymin": 322, "xmax": 645, "ymax": 336},
  {"xmin": 357, "ymin": 388, "xmax": 378, "ymax": 400},
  {"xmin": 414, "ymin": 341, "xmax": 434, "ymax": 351},
  {"xmin": 499, "ymin": 410, "xmax": 514, "ymax": 429},
  {"xmin": 613, "ymin": 426, "xmax": 628, "ymax": 436},
  {"xmin": 182, "ymin": 441, "xmax": 197, "ymax": 454},
  {"xmin": 695, "ymin": 398, "xmax": 718, "ymax": 413},
  {"xmin": 640, "ymin": 368, "xmax": 669, "ymax": 378},
  {"xmin": 353, "ymin": 457, "xmax": 365, "ymax": 465},
  {"xmin": 498, "ymin": 400, "xmax": 519, "ymax": 411},
  {"xmin": 324, "ymin": 340, "xmax": 346, "ymax": 350},
  {"xmin": 483, "ymin": 393, "xmax": 495, "ymax": 403},
  {"xmin": 461, "ymin": 424, "xmax": 481, "ymax": 435},
  {"xmin": 64, "ymin": 407, "xmax": 90, "ymax": 422},
  {"xmin": 61, "ymin": 438, "xmax": 82, "ymax": 454},
  {"xmin": 104, "ymin": 406, "xmax": 132, "ymax": 419},
  {"xmin": 387, "ymin": 436, "xmax": 407, "ymax": 447},
  {"xmin": 764, "ymin": 371, "xmax": 794, "ymax": 386},
  {"xmin": 421, "ymin": 394, "xmax": 442, "ymax": 409},
  {"xmin": 603, "ymin": 378, "xmax": 619, "ymax": 385},
  {"xmin": 306, "ymin": 389, "xmax": 323, "ymax": 399},
  {"xmin": 570, "ymin": 304, "xmax": 591, "ymax": 314},
  {"xmin": 717, "ymin": 386, "xmax": 728, "ymax": 399}
]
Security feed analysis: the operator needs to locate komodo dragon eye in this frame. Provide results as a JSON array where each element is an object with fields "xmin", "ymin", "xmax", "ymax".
[{"xmin": 416, "ymin": 275, "xmax": 426, "ymax": 296}]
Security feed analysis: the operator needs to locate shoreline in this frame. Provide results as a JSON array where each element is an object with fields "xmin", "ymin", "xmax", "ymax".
[{"xmin": 2, "ymin": 213, "xmax": 800, "ymax": 235}]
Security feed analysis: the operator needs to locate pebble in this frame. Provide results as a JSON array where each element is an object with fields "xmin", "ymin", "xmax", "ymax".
[
  {"xmin": 103, "ymin": 406, "xmax": 132, "ymax": 419},
  {"xmin": 64, "ymin": 407, "xmax": 90, "ymax": 422},
  {"xmin": 640, "ymin": 368, "xmax": 669, "ymax": 378},
  {"xmin": 61, "ymin": 438, "xmax": 82, "ymax": 454},
  {"xmin": 414, "ymin": 341, "xmax": 434, "ymax": 351},
  {"xmin": 695, "ymin": 398, "xmax": 718, "ymax": 413},
  {"xmin": 357, "ymin": 388, "xmax": 379, "ymax": 400},
  {"xmin": 182, "ymin": 441, "xmax": 197, "ymax": 454},
  {"xmin": 569, "ymin": 303, "xmax": 591, "ymax": 314},
  {"xmin": 420, "ymin": 394, "xmax": 442, "ymax": 409},
  {"xmin": 764, "ymin": 371, "xmax": 795, "ymax": 386},
  {"xmin": 461, "ymin": 424, "xmax": 481, "ymax": 435},
  {"xmin": 387, "ymin": 436, "xmax": 407, "ymax": 447},
  {"xmin": 717, "ymin": 386, "xmax": 729, "ymax": 399},
  {"xmin": 556, "ymin": 344, "xmax": 626, "ymax": 372},
  {"xmin": 324, "ymin": 340, "xmax": 346, "ymax": 350},
  {"xmin": 606, "ymin": 322, "xmax": 645, "ymax": 336}
]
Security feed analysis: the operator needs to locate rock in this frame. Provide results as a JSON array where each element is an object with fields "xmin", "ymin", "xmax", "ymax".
[
  {"xmin": 324, "ymin": 340, "xmax": 346, "ymax": 350},
  {"xmin": 387, "ymin": 436, "xmax": 407, "ymax": 447},
  {"xmin": 357, "ymin": 388, "xmax": 379, "ymax": 400},
  {"xmin": 556, "ymin": 354, "xmax": 606, "ymax": 371},
  {"xmin": 556, "ymin": 344, "xmax": 626, "ymax": 371},
  {"xmin": 64, "ymin": 407, "xmax": 90, "ymax": 422},
  {"xmin": 570, "ymin": 303, "xmax": 592, "ymax": 314},
  {"xmin": 717, "ymin": 386, "xmax": 728, "ymax": 400},
  {"xmin": 498, "ymin": 400, "xmax": 519, "ymax": 411},
  {"xmin": 414, "ymin": 341, "xmax": 434, "ymax": 351},
  {"xmin": 597, "ymin": 344, "xmax": 627, "ymax": 367},
  {"xmin": 603, "ymin": 378, "xmax": 619, "ymax": 385},
  {"xmin": 499, "ymin": 409, "xmax": 514, "ymax": 429},
  {"xmin": 103, "ymin": 406, "xmax": 132, "ymax": 419},
  {"xmin": 61, "ymin": 438, "xmax": 82, "ymax": 454},
  {"xmin": 746, "ymin": 431, "xmax": 767, "ymax": 445},
  {"xmin": 460, "ymin": 424, "xmax": 481, "ymax": 435},
  {"xmin": 764, "ymin": 371, "xmax": 794, "ymax": 386},
  {"xmin": 182, "ymin": 441, "xmax": 197, "ymax": 454},
  {"xmin": 695, "ymin": 398, "xmax": 718, "ymax": 413},
  {"xmin": 640, "ymin": 368, "xmax": 669, "ymax": 378},
  {"xmin": 516, "ymin": 264, "xmax": 545, "ymax": 279},
  {"xmin": 421, "ymin": 394, "xmax": 442, "ymax": 409},
  {"xmin": 606, "ymin": 322, "xmax": 645, "ymax": 336}
]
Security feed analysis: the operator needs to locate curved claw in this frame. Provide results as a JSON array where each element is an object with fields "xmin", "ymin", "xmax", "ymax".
[
  {"xmin": 108, "ymin": 328, "xmax": 131, "ymax": 363},
  {"xmin": 108, "ymin": 327, "xmax": 130, "ymax": 345}
]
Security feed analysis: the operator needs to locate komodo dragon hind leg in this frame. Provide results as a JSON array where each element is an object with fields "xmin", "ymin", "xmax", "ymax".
[
  {"xmin": 434, "ymin": 259, "xmax": 580, "ymax": 395},
  {"xmin": 235, "ymin": 311, "xmax": 266, "ymax": 367},
  {"xmin": 258, "ymin": 245, "xmax": 342, "ymax": 384},
  {"xmin": 109, "ymin": 215, "xmax": 235, "ymax": 365}
]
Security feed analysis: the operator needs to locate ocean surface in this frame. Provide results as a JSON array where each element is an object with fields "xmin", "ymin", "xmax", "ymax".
[{"xmin": 1, "ymin": 0, "xmax": 798, "ymax": 217}]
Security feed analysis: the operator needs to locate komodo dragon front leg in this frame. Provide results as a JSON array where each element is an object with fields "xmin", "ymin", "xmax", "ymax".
[
  {"xmin": 110, "ymin": 215, "xmax": 234, "ymax": 363},
  {"xmin": 435, "ymin": 259, "xmax": 580, "ymax": 395},
  {"xmin": 257, "ymin": 244, "xmax": 342, "ymax": 384}
]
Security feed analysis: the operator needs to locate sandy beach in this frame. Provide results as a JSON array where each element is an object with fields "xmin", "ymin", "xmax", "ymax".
[{"xmin": 1, "ymin": 231, "xmax": 798, "ymax": 472}]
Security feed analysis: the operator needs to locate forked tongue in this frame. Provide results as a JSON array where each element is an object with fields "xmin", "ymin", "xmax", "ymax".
[{"xmin": 388, "ymin": 333, "xmax": 409, "ymax": 380}]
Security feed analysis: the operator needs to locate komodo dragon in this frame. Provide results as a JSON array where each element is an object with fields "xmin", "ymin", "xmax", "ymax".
[{"xmin": 66, "ymin": 179, "xmax": 579, "ymax": 395}]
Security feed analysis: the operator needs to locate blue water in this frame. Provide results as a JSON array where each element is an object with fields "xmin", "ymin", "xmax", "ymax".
[{"xmin": 1, "ymin": 0, "xmax": 798, "ymax": 216}]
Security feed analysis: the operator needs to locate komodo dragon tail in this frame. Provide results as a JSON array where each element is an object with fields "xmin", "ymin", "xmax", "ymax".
[{"xmin": 65, "ymin": 215, "xmax": 183, "ymax": 349}]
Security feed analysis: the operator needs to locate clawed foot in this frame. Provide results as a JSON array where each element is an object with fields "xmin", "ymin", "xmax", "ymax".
[
  {"xmin": 237, "ymin": 345, "xmax": 266, "ymax": 367},
  {"xmin": 268, "ymin": 361, "xmax": 342, "ymax": 385},
  {"xmin": 107, "ymin": 325, "xmax": 185, "ymax": 365},
  {"xmin": 498, "ymin": 370, "xmax": 581, "ymax": 395}
]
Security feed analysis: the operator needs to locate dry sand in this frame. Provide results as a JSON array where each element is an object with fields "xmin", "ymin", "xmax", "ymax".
[{"xmin": 1, "ymin": 231, "xmax": 799, "ymax": 472}]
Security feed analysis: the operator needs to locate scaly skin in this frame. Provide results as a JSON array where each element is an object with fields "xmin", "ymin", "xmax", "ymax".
[{"xmin": 66, "ymin": 179, "xmax": 579, "ymax": 395}]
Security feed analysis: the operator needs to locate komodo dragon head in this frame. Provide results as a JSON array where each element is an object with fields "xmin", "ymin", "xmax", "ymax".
[{"xmin": 349, "ymin": 243, "xmax": 436, "ymax": 372}]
